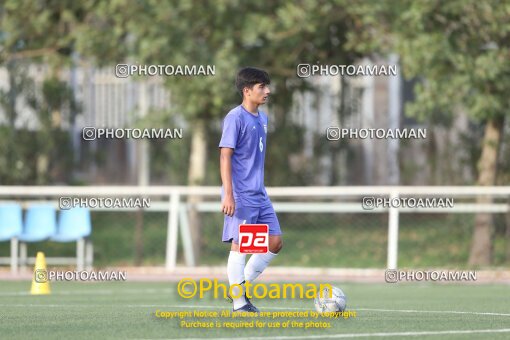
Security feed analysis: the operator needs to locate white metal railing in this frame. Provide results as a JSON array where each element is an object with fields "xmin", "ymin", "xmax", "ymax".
[{"xmin": 0, "ymin": 186, "xmax": 509, "ymax": 271}]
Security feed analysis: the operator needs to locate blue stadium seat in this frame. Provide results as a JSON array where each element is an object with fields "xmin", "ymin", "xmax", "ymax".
[
  {"xmin": 0, "ymin": 203, "xmax": 23, "ymax": 273},
  {"xmin": 18, "ymin": 204, "xmax": 57, "ymax": 242},
  {"xmin": 0, "ymin": 203, "xmax": 23, "ymax": 241},
  {"xmin": 51, "ymin": 208, "xmax": 93, "ymax": 271},
  {"xmin": 52, "ymin": 208, "xmax": 92, "ymax": 242},
  {"xmin": 18, "ymin": 204, "xmax": 57, "ymax": 269}
]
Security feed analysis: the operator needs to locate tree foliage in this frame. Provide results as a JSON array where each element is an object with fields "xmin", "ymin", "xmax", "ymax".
[{"xmin": 348, "ymin": 0, "xmax": 510, "ymax": 122}]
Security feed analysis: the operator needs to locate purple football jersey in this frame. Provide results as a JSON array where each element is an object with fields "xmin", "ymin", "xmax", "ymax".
[{"xmin": 219, "ymin": 105, "xmax": 270, "ymax": 207}]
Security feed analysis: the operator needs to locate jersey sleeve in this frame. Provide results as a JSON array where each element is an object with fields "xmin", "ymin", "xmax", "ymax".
[{"xmin": 219, "ymin": 113, "xmax": 240, "ymax": 149}]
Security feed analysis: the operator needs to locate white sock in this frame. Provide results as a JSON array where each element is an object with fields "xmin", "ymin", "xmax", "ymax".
[
  {"xmin": 244, "ymin": 251, "xmax": 277, "ymax": 282},
  {"xmin": 227, "ymin": 251, "xmax": 247, "ymax": 309}
]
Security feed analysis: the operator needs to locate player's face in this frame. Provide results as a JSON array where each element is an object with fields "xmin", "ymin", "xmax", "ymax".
[{"xmin": 245, "ymin": 83, "xmax": 271, "ymax": 105}]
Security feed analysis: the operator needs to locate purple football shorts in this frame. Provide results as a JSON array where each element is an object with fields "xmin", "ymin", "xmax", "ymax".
[{"xmin": 222, "ymin": 202, "xmax": 282, "ymax": 243}]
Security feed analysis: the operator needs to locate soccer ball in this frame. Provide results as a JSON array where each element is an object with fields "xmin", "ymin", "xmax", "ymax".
[{"xmin": 314, "ymin": 286, "xmax": 347, "ymax": 313}]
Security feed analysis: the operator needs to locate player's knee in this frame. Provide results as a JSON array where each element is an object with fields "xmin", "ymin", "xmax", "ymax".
[{"xmin": 270, "ymin": 238, "xmax": 283, "ymax": 254}]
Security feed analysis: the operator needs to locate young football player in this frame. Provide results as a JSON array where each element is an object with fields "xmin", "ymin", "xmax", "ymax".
[{"xmin": 219, "ymin": 67, "xmax": 283, "ymax": 312}]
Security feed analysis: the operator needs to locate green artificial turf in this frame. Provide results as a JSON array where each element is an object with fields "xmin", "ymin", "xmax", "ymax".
[{"xmin": 0, "ymin": 281, "xmax": 509, "ymax": 339}]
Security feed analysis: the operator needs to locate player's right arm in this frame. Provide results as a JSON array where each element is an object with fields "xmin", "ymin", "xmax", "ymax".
[{"xmin": 220, "ymin": 147, "xmax": 235, "ymax": 217}]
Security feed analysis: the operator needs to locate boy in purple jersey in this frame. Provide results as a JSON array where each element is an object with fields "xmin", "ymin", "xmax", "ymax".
[{"xmin": 219, "ymin": 67, "xmax": 283, "ymax": 312}]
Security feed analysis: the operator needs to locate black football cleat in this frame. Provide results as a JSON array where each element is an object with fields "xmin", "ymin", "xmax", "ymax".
[
  {"xmin": 233, "ymin": 292, "xmax": 260, "ymax": 313},
  {"xmin": 233, "ymin": 301, "xmax": 260, "ymax": 313}
]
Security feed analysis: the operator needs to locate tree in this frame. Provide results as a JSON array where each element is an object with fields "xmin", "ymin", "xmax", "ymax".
[
  {"xmin": 350, "ymin": 0, "xmax": 510, "ymax": 265},
  {"xmin": 0, "ymin": 1, "xmax": 88, "ymax": 184}
]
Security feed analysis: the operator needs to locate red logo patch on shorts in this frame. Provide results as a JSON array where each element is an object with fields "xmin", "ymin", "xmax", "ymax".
[{"xmin": 239, "ymin": 224, "xmax": 268, "ymax": 254}]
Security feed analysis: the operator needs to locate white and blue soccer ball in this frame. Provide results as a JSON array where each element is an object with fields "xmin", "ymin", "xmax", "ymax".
[{"xmin": 314, "ymin": 286, "xmax": 347, "ymax": 313}]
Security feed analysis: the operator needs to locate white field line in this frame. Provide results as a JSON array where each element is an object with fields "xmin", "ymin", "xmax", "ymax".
[
  {"xmin": 0, "ymin": 288, "xmax": 173, "ymax": 296},
  {"xmin": 0, "ymin": 302, "xmax": 509, "ymax": 318},
  {"xmin": 357, "ymin": 307, "xmax": 510, "ymax": 317},
  {"xmin": 167, "ymin": 328, "xmax": 510, "ymax": 340}
]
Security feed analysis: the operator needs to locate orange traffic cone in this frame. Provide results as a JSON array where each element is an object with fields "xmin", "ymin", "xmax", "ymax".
[{"xmin": 31, "ymin": 252, "xmax": 51, "ymax": 295}]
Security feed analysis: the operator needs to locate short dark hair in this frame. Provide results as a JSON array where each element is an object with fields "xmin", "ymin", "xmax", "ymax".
[{"xmin": 235, "ymin": 67, "xmax": 270, "ymax": 97}]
